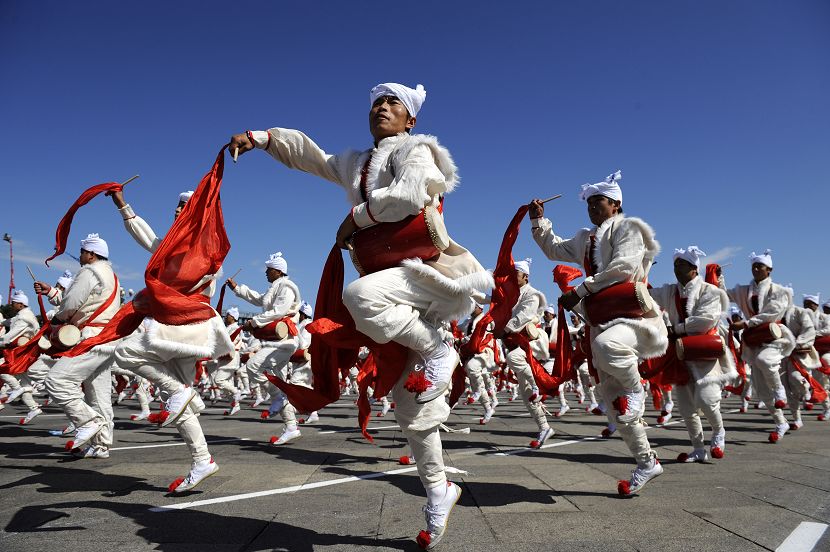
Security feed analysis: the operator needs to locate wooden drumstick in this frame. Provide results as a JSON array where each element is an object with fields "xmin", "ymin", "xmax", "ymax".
[
  {"xmin": 720, "ymin": 262, "xmax": 732, "ymax": 268},
  {"xmin": 228, "ymin": 268, "xmax": 242, "ymax": 281},
  {"xmin": 233, "ymin": 148, "xmax": 239, "ymax": 163},
  {"xmin": 26, "ymin": 265, "xmax": 37, "ymax": 281},
  {"xmin": 121, "ymin": 175, "xmax": 140, "ymax": 187},
  {"xmin": 539, "ymin": 194, "xmax": 562, "ymax": 204}
]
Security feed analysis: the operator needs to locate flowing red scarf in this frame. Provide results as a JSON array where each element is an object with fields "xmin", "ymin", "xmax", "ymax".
[
  {"xmin": 39, "ymin": 148, "xmax": 230, "ymax": 360},
  {"xmin": 789, "ymin": 355, "xmax": 828, "ymax": 404},
  {"xmin": 723, "ymin": 328, "xmax": 748, "ymax": 395},
  {"xmin": 704, "ymin": 263, "xmax": 721, "ymax": 286},
  {"xmin": 551, "ymin": 265, "xmax": 583, "ymax": 382}
]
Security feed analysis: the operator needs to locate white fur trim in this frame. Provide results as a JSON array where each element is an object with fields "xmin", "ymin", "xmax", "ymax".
[
  {"xmin": 143, "ymin": 315, "xmax": 234, "ymax": 359},
  {"xmin": 401, "ymin": 258, "xmax": 495, "ymax": 322},
  {"xmin": 595, "ymin": 314, "xmax": 669, "ymax": 360}
]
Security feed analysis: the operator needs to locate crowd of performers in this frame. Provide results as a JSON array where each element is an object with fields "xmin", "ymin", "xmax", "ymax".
[{"xmin": 2, "ymin": 82, "xmax": 829, "ymax": 550}]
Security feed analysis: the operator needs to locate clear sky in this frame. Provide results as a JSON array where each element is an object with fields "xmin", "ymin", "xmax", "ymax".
[{"xmin": 1, "ymin": 1, "xmax": 828, "ymax": 314}]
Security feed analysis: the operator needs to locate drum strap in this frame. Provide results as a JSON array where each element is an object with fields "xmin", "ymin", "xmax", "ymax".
[
  {"xmin": 750, "ymin": 294, "xmax": 759, "ymax": 316},
  {"xmin": 79, "ymin": 275, "xmax": 120, "ymax": 330},
  {"xmin": 359, "ymin": 155, "xmax": 372, "ymax": 202},
  {"xmin": 583, "ymin": 235, "xmax": 598, "ymax": 277}
]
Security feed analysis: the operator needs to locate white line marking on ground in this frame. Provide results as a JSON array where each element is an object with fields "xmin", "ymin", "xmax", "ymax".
[
  {"xmin": 775, "ymin": 522, "xmax": 828, "ymax": 552},
  {"xmin": 317, "ymin": 424, "xmax": 399, "ymax": 435}
]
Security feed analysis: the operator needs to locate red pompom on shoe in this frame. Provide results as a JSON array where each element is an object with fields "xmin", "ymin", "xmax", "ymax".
[
  {"xmin": 657, "ymin": 416, "xmax": 666, "ymax": 424},
  {"xmin": 529, "ymin": 439, "xmax": 541, "ymax": 448},
  {"xmin": 260, "ymin": 411, "xmax": 269, "ymax": 420},
  {"xmin": 168, "ymin": 477, "xmax": 185, "ymax": 492},
  {"xmin": 591, "ymin": 407, "xmax": 604, "ymax": 416},
  {"xmin": 64, "ymin": 440, "xmax": 75, "ymax": 451},
  {"xmin": 269, "ymin": 435, "xmax": 278, "ymax": 444},
  {"xmin": 465, "ymin": 396, "xmax": 475, "ymax": 405},
  {"xmin": 416, "ymin": 529, "xmax": 432, "ymax": 549},
  {"xmin": 617, "ymin": 479, "xmax": 632, "ymax": 496},
  {"xmin": 768, "ymin": 431, "xmax": 780, "ymax": 443},
  {"xmin": 677, "ymin": 452, "xmax": 689, "ymax": 462},
  {"xmin": 299, "ymin": 418, "xmax": 306, "ymax": 424},
  {"xmin": 399, "ymin": 455, "xmax": 413, "ymax": 465},
  {"xmin": 390, "ymin": 402, "xmax": 396, "ymax": 409},
  {"xmin": 375, "ymin": 412, "xmax": 383, "ymax": 417},
  {"xmin": 528, "ymin": 393, "xmax": 538, "ymax": 403},
  {"xmin": 819, "ymin": 414, "xmax": 826, "ymax": 422},
  {"xmin": 805, "ymin": 403, "xmax": 814, "ymax": 411},
  {"xmin": 739, "ymin": 407, "xmax": 746, "ymax": 413},
  {"xmin": 18, "ymin": 418, "xmax": 25, "ymax": 425},
  {"xmin": 601, "ymin": 428, "xmax": 613, "ymax": 438},
  {"xmin": 711, "ymin": 447, "xmax": 724, "ymax": 459},
  {"xmin": 404, "ymin": 370, "xmax": 429, "ymax": 394},
  {"xmin": 774, "ymin": 400, "xmax": 787, "ymax": 409},
  {"xmin": 788, "ymin": 423, "xmax": 800, "ymax": 431}
]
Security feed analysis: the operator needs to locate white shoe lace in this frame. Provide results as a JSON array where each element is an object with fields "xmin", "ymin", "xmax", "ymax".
[{"xmin": 422, "ymin": 503, "xmax": 446, "ymax": 534}]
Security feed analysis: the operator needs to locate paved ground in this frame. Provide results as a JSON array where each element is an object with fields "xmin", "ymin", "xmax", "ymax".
[{"xmin": 1, "ymin": 390, "xmax": 829, "ymax": 552}]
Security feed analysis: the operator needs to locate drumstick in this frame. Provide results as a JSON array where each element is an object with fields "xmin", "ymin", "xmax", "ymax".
[
  {"xmin": 26, "ymin": 265, "xmax": 37, "ymax": 281},
  {"xmin": 720, "ymin": 262, "xmax": 732, "ymax": 268},
  {"xmin": 539, "ymin": 194, "xmax": 562, "ymax": 205},
  {"xmin": 233, "ymin": 148, "xmax": 239, "ymax": 163},
  {"xmin": 228, "ymin": 268, "xmax": 242, "ymax": 281},
  {"xmin": 121, "ymin": 175, "xmax": 140, "ymax": 187}
]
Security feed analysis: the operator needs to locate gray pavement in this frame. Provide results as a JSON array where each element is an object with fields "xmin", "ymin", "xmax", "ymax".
[{"xmin": 1, "ymin": 391, "xmax": 829, "ymax": 551}]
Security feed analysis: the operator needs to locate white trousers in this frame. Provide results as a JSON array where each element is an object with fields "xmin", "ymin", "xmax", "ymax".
[
  {"xmin": 246, "ymin": 342, "xmax": 297, "ymax": 387},
  {"xmin": 505, "ymin": 347, "xmax": 549, "ymax": 431},
  {"xmin": 674, "ymin": 379, "xmax": 724, "ymax": 450},
  {"xmin": 343, "ymin": 267, "xmax": 444, "ymax": 357},
  {"xmin": 464, "ymin": 355, "xmax": 492, "ymax": 409},
  {"xmin": 115, "ymin": 334, "xmax": 210, "ymax": 464},
  {"xmin": 591, "ymin": 324, "xmax": 655, "ymax": 467},
  {"xmin": 744, "ymin": 345, "xmax": 787, "ymax": 425},
  {"xmin": 45, "ymin": 350, "xmax": 114, "ymax": 447}
]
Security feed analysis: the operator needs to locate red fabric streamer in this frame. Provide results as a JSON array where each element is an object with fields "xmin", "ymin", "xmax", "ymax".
[
  {"xmin": 503, "ymin": 332, "xmax": 564, "ymax": 394},
  {"xmin": 48, "ymin": 147, "xmax": 231, "ymax": 359},
  {"xmin": 551, "ymin": 265, "xmax": 584, "ymax": 383},
  {"xmin": 447, "ymin": 360, "xmax": 467, "ymax": 407},
  {"xmin": 723, "ymin": 328, "xmax": 747, "ymax": 395},
  {"xmin": 639, "ymin": 341, "xmax": 690, "ymax": 386},
  {"xmin": 789, "ymin": 355, "xmax": 828, "ymax": 404},
  {"xmin": 704, "ymin": 264, "xmax": 721, "ymax": 286},
  {"xmin": 488, "ymin": 205, "xmax": 528, "ymax": 334},
  {"xmin": 45, "ymin": 182, "xmax": 125, "ymax": 266}
]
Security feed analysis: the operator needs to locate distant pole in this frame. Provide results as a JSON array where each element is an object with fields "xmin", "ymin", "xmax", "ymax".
[{"xmin": 3, "ymin": 234, "xmax": 13, "ymax": 304}]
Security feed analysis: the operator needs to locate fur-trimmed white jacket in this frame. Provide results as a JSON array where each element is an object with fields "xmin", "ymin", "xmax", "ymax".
[
  {"xmin": 506, "ymin": 283, "xmax": 550, "ymax": 361},
  {"xmin": 0, "ymin": 307, "xmax": 39, "ymax": 347},
  {"xmin": 250, "ymin": 128, "xmax": 493, "ymax": 323},
  {"xmin": 118, "ymin": 204, "xmax": 233, "ymax": 360},
  {"xmin": 53, "ymin": 261, "xmax": 121, "ymax": 354},
  {"xmin": 649, "ymin": 276, "xmax": 736, "ymax": 386},
  {"xmin": 721, "ymin": 276, "xmax": 793, "ymax": 354},
  {"xmin": 233, "ymin": 277, "xmax": 301, "ymax": 329},
  {"xmin": 531, "ymin": 214, "xmax": 667, "ymax": 359},
  {"xmin": 783, "ymin": 305, "xmax": 821, "ymax": 370}
]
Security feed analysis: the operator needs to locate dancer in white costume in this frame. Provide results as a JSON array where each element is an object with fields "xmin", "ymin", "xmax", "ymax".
[{"xmin": 229, "ymin": 82, "xmax": 493, "ymax": 550}]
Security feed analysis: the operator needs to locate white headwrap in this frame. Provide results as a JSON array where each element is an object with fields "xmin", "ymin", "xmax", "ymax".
[
  {"xmin": 265, "ymin": 252, "xmax": 288, "ymax": 274},
  {"xmin": 823, "ymin": 301, "xmax": 830, "ymax": 310},
  {"xmin": 749, "ymin": 249, "xmax": 773, "ymax": 268},
  {"xmin": 544, "ymin": 305, "xmax": 557, "ymax": 315},
  {"xmin": 370, "ymin": 83, "xmax": 426, "ymax": 117},
  {"xmin": 728, "ymin": 305, "xmax": 742, "ymax": 318},
  {"xmin": 514, "ymin": 258, "xmax": 532, "ymax": 276},
  {"xmin": 11, "ymin": 289, "xmax": 29, "ymax": 306},
  {"xmin": 179, "ymin": 190, "xmax": 194, "ymax": 203},
  {"xmin": 673, "ymin": 245, "xmax": 707, "ymax": 269},
  {"xmin": 803, "ymin": 293, "xmax": 820, "ymax": 305},
  {"xmin": 579, "ymin": 170, "xmax": 623, "ymax": 204},
  {"xmin": 80, "ymin": 233, "xmax": 109, "ymax": 258},
  {"xmin": 226, "ymin": 307, "xmax": 239, "ymax": 320},
  {"xmin": 299, "ymin": 301, "xmax": 313, "ymax": 318},
  {"xmin": 56, "ymin": 269, "xmax": 73, "ymax": 289}
]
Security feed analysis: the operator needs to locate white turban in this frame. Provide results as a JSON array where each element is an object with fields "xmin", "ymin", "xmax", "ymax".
[
  {"xmin": 728, "ymin": 305, "xmax": 742, "ymax": 318},
  {"xmin": 515, "ymin": 258, "xmax": 532, "ymax": 276},
  {"xmin": 299, "ymin": 301, "xmax": 313, "ymax": 318},
  {"xmin": 544, "ymin": 305, "xmax": 557, "ymax": 315},
  {"xmin": 11, "ymin": 289, "xmax": 29, "ymax": 306},
  {"xmin": 749, "ymin": 249, "xmax": 772, "ymax": 268},
  {"xmin": 81, "ymin": 233, "xmax": 109, "ymax": 258},
  {"xmin": 265, "ymin": 252, "xmax": 288, "ymax": 273},
  {"xmin": 803, "ymin": 293, "xmax": 820, "ymax": 305},
  {"xmin": 56, "ymin": 269, "xmax": 74, "ymax": 289},
  {"xmin": 673, "ymin": 245, "xmax": 707, "ymax": 269},
  {"xmin": 824, "ymin": 301, "xmax": 830, "ymax": 310},
  {"xmin": 579, "ymin": 170, "xmax": 623, "ymax": 204},
  {"xmin": 226, "ymin": 307, "xmax": 239, "ymax": 320},
  {"xmin": 179, "ymin": 190, "xmax": 194, "ymax": 203},
  {"xmin": 370, "ymin": 83, "xmax": 426, "ymax": 117}
]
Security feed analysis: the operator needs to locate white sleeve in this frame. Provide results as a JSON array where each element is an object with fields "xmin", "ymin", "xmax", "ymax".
[
  {"xmin": 252, "ymin": 128, "xmax": 344, "ymax": 186},
  {"xmin": 251, "ymin": 287, "xmax": 297, "ymax": 328},
  {"xmin": 531, "ymin": 218, "xmax": 585, "ymax": 266},
  {"xmin": 232, "ymin": 284, "xmax": 265, "ymax": 307},
  {"xmin": 676, "ymin": 288, "xmax": 724, "ymax": 336},
  {"xmin": 119, "ymin": 204, "xmax": 161, "ymax": 253},
  {"xmin": 54, "ymin": 270, "xmax": 97, "ymax": 322},
  {"xmin": 506, "ymin": 293, "xmax": 540, "ymax": 334}
]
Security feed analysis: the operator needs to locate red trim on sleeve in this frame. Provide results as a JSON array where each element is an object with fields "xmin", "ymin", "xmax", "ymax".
[
  {"xmin": 265, "ymin": 131, "xmax": 272, "ymax": 150},
  {"xmin": 365, "ymin": 202, "xmax": 378, "ymax": 224},
  {"xmin": 246, "ymin": 130, "xmax": 255, "ymax": 148}
]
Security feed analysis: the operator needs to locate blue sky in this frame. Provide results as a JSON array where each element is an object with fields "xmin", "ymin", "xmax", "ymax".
[{"xmin": 1, "ymin": 1, "xmax": 828, "ymax": 313}]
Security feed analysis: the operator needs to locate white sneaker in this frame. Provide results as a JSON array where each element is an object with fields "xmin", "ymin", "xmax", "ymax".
[
  {"xmin": 116, "ymin": 390, "xmax": 129, "ymax": 404},
  {"xmin": 270, "ymin": 426, "xmax": 302, "ymax": 445},
  {"xmin": 6, "ymin": 387, "xmax": 25, "ymax": 403},
  {"xmin": 48, "ymin": 422, "xmax": 76, "ymax": 437},
  {"xmin": 20, "ymin": 408, "xmax": 42, "ymax": 425},
  {"xmin": 380, "ymin": 401, "xmax": 391, "ymax": 417},
  {"xmin": 161, "ymin": 386, "xmax": 197, "ymax": 428},
  {"xmin": 131, "ymin": 410, "xmax": 151, "ymax": 421},
  {"xmin": 226, "ymin": 402, "xmax": 241, "ymax": 416},
  {"xmin": 480, "ymin": 405, "xmax": 494, "ymax": 425},
  {"xmin": 789, "ymin": 419, "xmax": 804, "ymax": 430},
  {"xmin": 556, "ymin": 404, "xmax": 571, "ymax": 418},
  {"xmin": 252, "ymin": 395, "xmax": 266, "ymax": 408},
  {"xmin": 416, "ymin": 482, "xmax": 462, "ymax": 550},
  {"xmin": 530, "ymin": 426, "xmax": 554, "ymax": 448},
  {"xmin": 416, "ymin": 343, "xmax": 457, "ymax": 404},
  {"xmin": 587, "ymin": 402, "xmax": 599, "ymax": 413},
  {"xmin": 170, "ymin": 458, "xmax": 219, "ymax": 493},
  {"xmin": 678, "ymin": 448, "xmax": 708, "ymax": 463},
  {"xmin": 304, "ymin": 411, "xmax": 319, "ymax": 424},
  {"xmin": 491, "ymin": 395, "xmax": 499, "ymax": 408},
  {"xmin": 616, "ymin": 385, "xmax": 646, "ymax": 424},
  {"xmin": 664, "ymin": 400, "xmax": 674, "ymax": 414},
  {"xmin": 769, "ymin": 422, "xmax": 788, "ymax": 443},
  {"xmin": 711, "ymin": 429, "xmax": 726, "ymax": 458},
  {"xmin": 73, "ymin": 445, "xmax": 110, "ymax": 459},
  {"xmin": 72, "ymin": 421, "xmax": 104, "ymax": 451},
  {"xmin": 618, "ymin": 459, "xmax": 663, "ymax": 495},
  {"xmin": 658, "ymin": 412, "xmax": 673, "ymax": 424}
]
